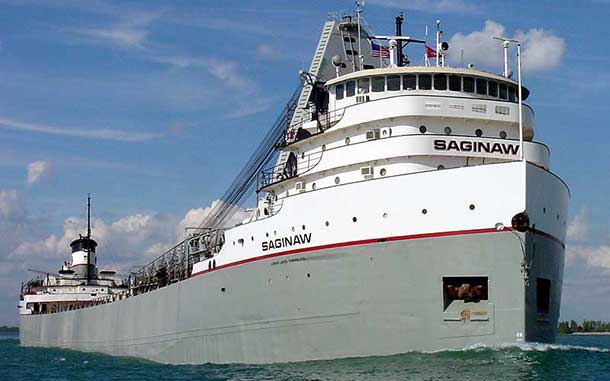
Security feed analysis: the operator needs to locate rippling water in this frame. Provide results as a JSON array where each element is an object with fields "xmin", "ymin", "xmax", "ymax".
[{"xmin": 2, "ymin": 333, "xmax": 609, "ymax": 381}]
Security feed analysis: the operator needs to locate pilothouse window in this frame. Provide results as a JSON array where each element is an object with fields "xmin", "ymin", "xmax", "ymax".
[
  {"xmin": 463, "ymin": 77, "xmax": 475, "ymax": 93},
  {"xmin": 449, "ymin": 75, "xmax": 461, "ymax": 91},
  {"xmin": 357, "ymin": 78, "xmax": 370, "ymax": 94},
  {"xmin": 488, "ymin": 81, "xmax": 498, "ymax": 97},
  {"xmin": 499, "ymin": 83, "xmax": 508, "ymax": 100},
  {"xmin": 346, "ymin": 81, "xmax": 355, "ymax": 97},
  {"xmin": 336, "ymin": 84, "xmax": 344, "ymax": 100},
  {"xmin": 476, "ymin": 78, "xmax": 487, "ymax": 95},
  {"xmin": 403, "ymin": 74, "xmax": 416, "ymax": 90},
  {"xmin": 418, "ymin": 74, "xmax": 432, "ymax": 90},
  {"xmin": 387, "ymin": 75, "xmax": 401, "ymax": 91},
  {"xmin": 508, "ymin": 86, "xmax": 516, "ymax": 102},
  {"xmin": 372, "ymin": 76, "xmax": 385, "ymax": 92},
  {"xmin": 434, "ymin": 74, "xmax": 447, "ymax": 90}
]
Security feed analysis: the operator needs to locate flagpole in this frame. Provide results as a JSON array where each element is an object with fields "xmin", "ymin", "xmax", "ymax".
[
  {"xmin": 436, "ymin": 20, "xmax": 441, "ymax": 66},
  {"xmin": 356, "ymin": 1, "xmax": 363, "ymax": 71},
  {"xmin": 517, "ymin": 43, "xmax": 524, "ymax": 162},
  {"xmin": 425, "ymin": 25, "xmax": 429, "ymax": 67}
]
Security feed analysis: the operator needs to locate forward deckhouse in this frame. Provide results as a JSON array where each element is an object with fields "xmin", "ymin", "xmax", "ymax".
[{"xmin": 262, "ymin": 233, "xmax": 312, "ymax": 252}]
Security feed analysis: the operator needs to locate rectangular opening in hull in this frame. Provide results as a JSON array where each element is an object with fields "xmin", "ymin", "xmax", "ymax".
[
  {"xmin": 536, "ymin": 278, "xmax": 551, "ymax": 314},
  {"xmin": 443, "ymin": 277, "xmax": 488, "ymax": 309},
  {"xmin": 442, "ymin": 277, "xmax": 489, "ymax": 321}
]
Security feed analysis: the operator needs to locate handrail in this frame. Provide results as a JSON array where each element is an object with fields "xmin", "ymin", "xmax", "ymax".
[
  {"xmin": 128, "ymin": 228, "xmax": 226, "ymax": 294},
  {"xmin": 258, "ymin": 149, "xmax": 324, "ymax": 189}
]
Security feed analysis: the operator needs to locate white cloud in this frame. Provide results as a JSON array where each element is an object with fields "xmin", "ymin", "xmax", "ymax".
[
  {"xmin": 75, "ymin": 27, "xmax": 147, "ymax": 48},
  {"xmin": 367, "ymin": 0, "xmax": 480, "ymax": 14},
  {"xmin": 448, "ymin": 20, "xmax": 565, "ymax": 73},
  {"xmin": 567, "ymin": 208, "xmax": 588, "ymax": 242},
  {"xmin": 153, "ymin": 55, "xmax": 254, "ymax": 91},
  {"xmin": 256, "ymin": 44, "xmax": 283, "ymax": 61},
  {"xmin": 176, "ymin": 200, "xmax": 250, "ymax": 241},
  {"xmin": 515, "ymin": 28, "xmax": 565, "ymax": 72},
  {"xmin": 0, "ymin": 117, "xmax": 162, "ymax": 142},
  {"xmin": 0, "ymin": 189, "xmax": 24, "ymax": 221},
  {"xmin": 71, "ymin": 10, "xmax": 161, "ymax": 48},
  {"xmin": 27, "ymin": 160, "xmax": 52, "ymax": 185}
]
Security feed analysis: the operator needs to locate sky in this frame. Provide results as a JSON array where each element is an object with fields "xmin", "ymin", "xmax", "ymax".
[{"xmin": 0, "ymin": 0, "xmax": 609, "ymax": 326}]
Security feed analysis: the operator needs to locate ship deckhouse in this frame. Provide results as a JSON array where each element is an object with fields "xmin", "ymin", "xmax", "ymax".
[{"xmin": 257, "ymin": 64, "xmax": 546, "ymax": 207}]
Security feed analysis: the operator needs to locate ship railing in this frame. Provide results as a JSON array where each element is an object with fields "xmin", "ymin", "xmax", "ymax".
[
  {"xmin": 258, "ymin": 149, "xmax": 324, "ymax": 189},
  {"xmin": 128, "ymin": 228, "xmax": 225, "ymax": 295},
  {"xmin": 283, "ymin": 107, "xmax": 346, "ymax": 147}
]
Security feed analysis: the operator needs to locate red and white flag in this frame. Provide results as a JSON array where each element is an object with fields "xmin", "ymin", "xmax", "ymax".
[{"xmin": 425, "ymin": 45, "xmax": 437, "ymax": 59}]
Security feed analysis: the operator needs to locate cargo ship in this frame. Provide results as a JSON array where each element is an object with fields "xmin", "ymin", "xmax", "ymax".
[{"xmin": 19, "ymin": 11, "xmax": 569, "ymax": 364}]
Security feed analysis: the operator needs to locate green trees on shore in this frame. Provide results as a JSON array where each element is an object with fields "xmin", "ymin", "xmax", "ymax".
[{"xmin": 558, "ymin": 320, "xmax": 610, "ymax": 334}]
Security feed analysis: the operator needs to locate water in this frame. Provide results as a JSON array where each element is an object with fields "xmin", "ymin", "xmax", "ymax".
[{"xmin": 2, "ymin": 333, "xmax": 609, "ymax": 381}]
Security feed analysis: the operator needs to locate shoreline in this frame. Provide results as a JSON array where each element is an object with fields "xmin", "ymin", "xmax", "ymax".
[{"xmin": 568, "ymin": 332, "xmax": 610, "ymax": 336}]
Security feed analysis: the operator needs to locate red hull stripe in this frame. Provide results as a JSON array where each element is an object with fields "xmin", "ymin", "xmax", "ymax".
[{"xmin": 190, "ymin": 227, "xmax": 564, "ymax": 278}]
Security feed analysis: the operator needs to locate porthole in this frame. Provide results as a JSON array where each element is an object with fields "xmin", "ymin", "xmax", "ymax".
[
  {"xmin": 301, "ymin": 152, "xmax": 305, "ymax": 159},
  {"xmin": 325, "ymin": 221, "xmax": 329, "ymax": 226},
  {"xmin": 292, "ymin": 226, "xmax": 295, "ymax": 232},
  {"xmin": 419, "ymin": 125, "xmax": 427, "ymax": 134},
  {"xmin": 233, "ymin": 241, "xmax": 235, "ymax": 245},
  {"xmin": 543, "ymin": 208, "xmax": 546, "ymax": 214},
  {"xmin": 312, "ymin": 182, "xmax": 317, "ymax": 190},
  {"xmin": 221, "ymin": 287, "xmax": 226, "ymax": 293},
  {"xmin": 469, "ymin": 204, "xmax": 475, "ymax": 210},
  {"xmin": 307, "ymin": 273, "xmax": 311, "ymax": 278},
  {"xmin": 383, "ymin": 213, "xmax": 388, "ymax": 218},
  {"xmin": 475, "ymin": 129, "xmax": 483, "ymax": 137},
  {"xmin": 380, "ymin": 168, "xmax": 387, "ymax": 176},
  {"xmin": 335, "ymin": 176, "xmax": 340, "ymax": 184},
  {"xmin": 437, "ymin": 165, "xmax": 445, "ymax": 170},
  {"xmin": 251, "ymin": 236, "xmax": 254, "ymax": 241},
  {"xmin": 302, "ymin": 225, "xmax": 306, "ymax": 230},
  {"xmin": 444, "ymin": 127, "xmax": 452, "ymax": 135},
  {"xmin": 382, "ymin": 129, "xmax": 387, "ymax": 136},
  {"xmin": 345, "ymin": 137, "xmax": 350, "ymax": 145},
  {"xmin": 273, "ymin": 230, "xmax": 277, "ymax": 235},
  {"xmin": 322, "ymin": 144, "xmax": 326, "ymax": 151},
  {"xmin": 266, "ymin": 232, "xmax": 269, "ymax": 237},
  {"xmin": 500, "ymin": 131, "xmax": 507, "ymax": 139},
  {"xmin": 353, "ymin": 217, "xmax": 358, "ymax": 222},
  {"xmin": 422, "ymin": 209, "xmax": 427, "ymax": 215}
]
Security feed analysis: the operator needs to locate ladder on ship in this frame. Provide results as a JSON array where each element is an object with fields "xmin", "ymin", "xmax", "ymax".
[{"xmin": 276, "ymin": 21, "xmax": 336, "ymax": 167}]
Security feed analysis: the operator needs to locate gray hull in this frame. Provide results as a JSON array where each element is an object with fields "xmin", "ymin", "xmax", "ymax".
[{"xmin": 20, "ymin": 229, "xmax": 563, "ymax": 364}]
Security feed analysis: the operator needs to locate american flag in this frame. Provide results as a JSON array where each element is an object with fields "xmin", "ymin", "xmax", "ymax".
[{"xmin": 371, "ymin": 42, "xmax": 390, "ymax": 58}]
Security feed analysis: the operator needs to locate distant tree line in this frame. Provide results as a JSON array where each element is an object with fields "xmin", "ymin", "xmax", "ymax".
[
  {"xmin": 0, "ymin": 326, "xmax": 18, "ymax": 333},
  {"xmin": 558, "ymin": 320, "xmax": 610, "ymax": 334}
]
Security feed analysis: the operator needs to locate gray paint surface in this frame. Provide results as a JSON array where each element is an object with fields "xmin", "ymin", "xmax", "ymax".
[{"xmin": 20, "ymin": 231, "xmax": 563, "ymax": 364}]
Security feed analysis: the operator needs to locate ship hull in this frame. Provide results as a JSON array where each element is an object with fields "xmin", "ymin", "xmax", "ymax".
[
  {"xmin": 20, "ymin": 162, "xmax": 568, "ymax": 364},
  {"xmin": 20, "ymin": 232, "xmax": 563, "ymax": 364}
]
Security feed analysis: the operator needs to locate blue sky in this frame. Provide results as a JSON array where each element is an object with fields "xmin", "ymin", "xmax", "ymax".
[{"xmin": 0, "ymin": 0, "xmax": 609, "ymax": 325}]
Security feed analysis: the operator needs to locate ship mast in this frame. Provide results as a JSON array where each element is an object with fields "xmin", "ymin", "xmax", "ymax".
[{"xmin": 86, "ymin": 193, "xmax": 91, "ymax": 282}]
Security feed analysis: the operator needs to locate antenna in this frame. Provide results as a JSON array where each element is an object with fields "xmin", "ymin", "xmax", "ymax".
[
  {"xmin": 355, "ymin": 1, "xmax": 364, "ymax": 71},
  {"xmin": 395, "ymin": 12, "xmax": 404, "ymax": 67},
  {"xmin": 87, "ymin": 193, "xmax": 92, "ymax": 239},
  {"xmin": 492, "ymin": 36, "xmax": 518, "ymax": 77}
]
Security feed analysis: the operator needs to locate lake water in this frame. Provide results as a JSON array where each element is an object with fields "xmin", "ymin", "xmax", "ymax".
[{"xmin": 1, "ymin": 333, "xmax": 609, "ymax": 380}]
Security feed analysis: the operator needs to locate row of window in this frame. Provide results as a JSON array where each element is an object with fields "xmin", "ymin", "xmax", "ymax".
[{"xmin": 334, "ymin": 74, "xmax": 527, "ymax": 102}]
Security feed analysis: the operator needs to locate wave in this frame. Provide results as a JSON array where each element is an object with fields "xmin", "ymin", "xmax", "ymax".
[{"xmin": 455, "ymin": 342, "xmax": 610, "ymax": 353}]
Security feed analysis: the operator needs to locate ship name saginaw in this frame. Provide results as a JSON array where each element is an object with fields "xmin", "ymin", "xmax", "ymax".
[
  {"xmin": 262, "ymin": 233, "xmax": 312, "ymax": 251},
  {"xmin": 434, "ymin": 139, "xmax": 520, "ymax": 155}
]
